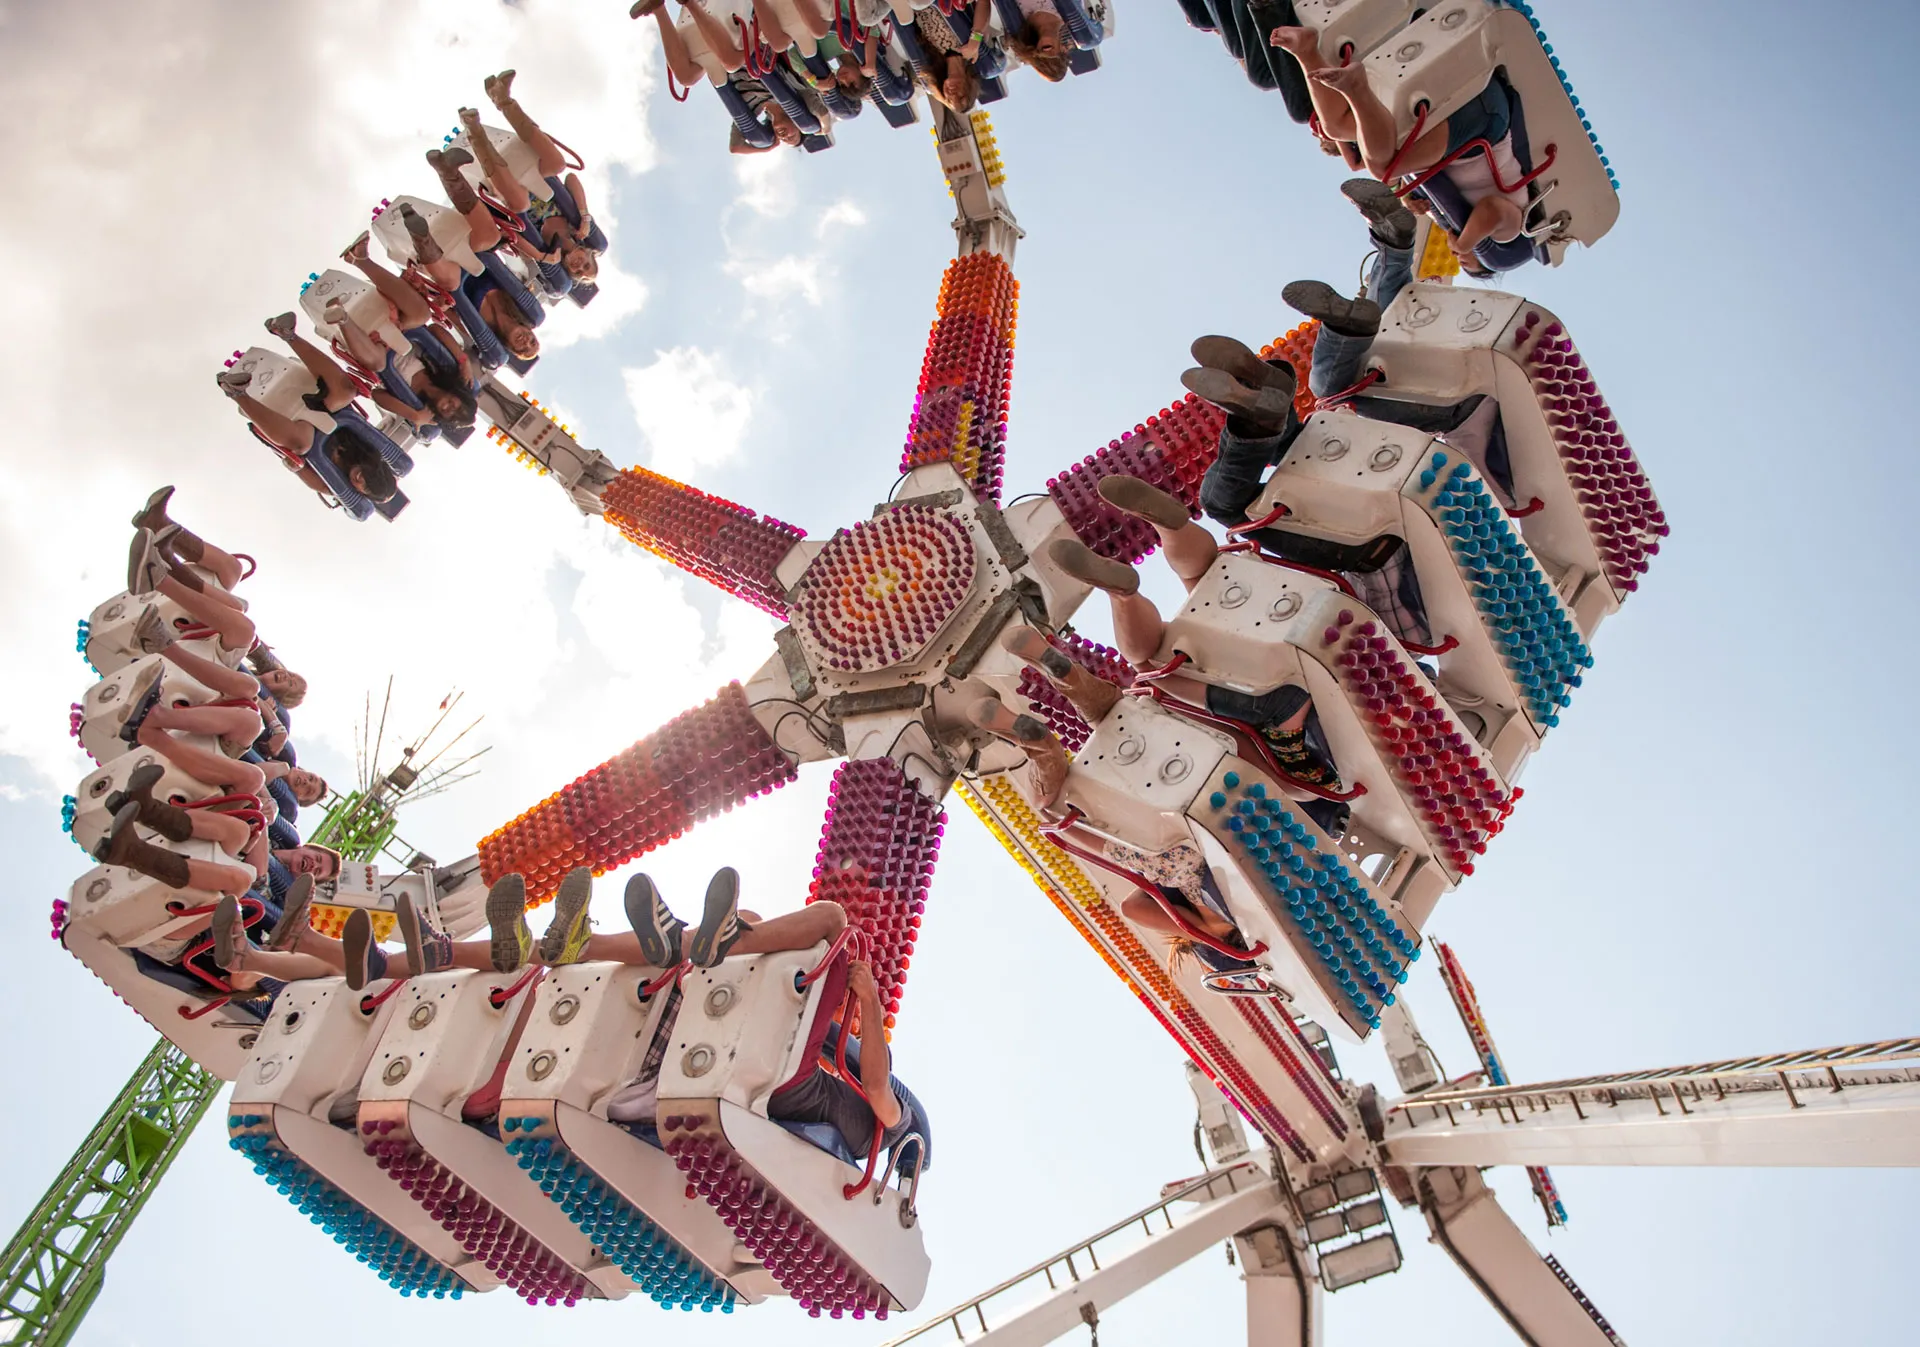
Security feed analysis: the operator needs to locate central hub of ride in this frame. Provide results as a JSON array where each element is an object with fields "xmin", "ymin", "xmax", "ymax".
[{"xmin": 792, "ymin": 505, "xmax": 980, "ymax": 673}]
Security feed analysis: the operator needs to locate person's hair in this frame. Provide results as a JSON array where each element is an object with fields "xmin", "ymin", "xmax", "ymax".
[
  {"xmin": 275, "ymin": 670, "xmax": 309, "ymax": 707},
  {"xmin": 419, "ymin": 360, "xmax": 478, "ymax": 431},
  {"xmin": 332, "ymin": 439, "xmax": 399, "ymax": 502},
  {"xmin": 917, "ymin": 53, "xmax": 978, "ymax": 112},
  {"xmin": 1007, "ymin": 26, "xmax": 1069, "ymax": 82},
  {"xmin": 1165, "ymin": 938, "xmax": 1202, "ymax": 978},
  {"xmin": 561, "ymin": 242, "xmax": 600, "ymax": 281}
]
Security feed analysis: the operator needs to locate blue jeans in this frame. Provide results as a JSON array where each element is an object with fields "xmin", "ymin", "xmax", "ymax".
[
  {"xmin": 1308, "ymin": 239, "xmax": 1415, "ymax": 398},
  {"xmin": 1199, "ymin": 414, "xmax": 1298, "ymax": 526}
]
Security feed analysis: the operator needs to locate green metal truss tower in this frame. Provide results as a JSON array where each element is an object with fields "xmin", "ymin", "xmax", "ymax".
[{"xmin": 0, "ymin": 1040, "xmax": 219, "ymax": 1347}]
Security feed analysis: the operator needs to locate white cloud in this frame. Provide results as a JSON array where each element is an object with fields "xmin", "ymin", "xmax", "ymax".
[
  {"xmin": 0, "ymin": 0, "xmax": 671, "ymax": 791},
  {"xmin": 726, "ymin": 250, "xmax": 826, "ymax": 306},
  {"xmin": 732, "ymin": 152, "xmax": 797, "ymax": 218},
  {"xmin": 621, "ymin": 346, "xmax": 756, "ymax": 482},
  {"xmin": 815, "ymin": 199, "xmax": 869, "ymax": 236}
]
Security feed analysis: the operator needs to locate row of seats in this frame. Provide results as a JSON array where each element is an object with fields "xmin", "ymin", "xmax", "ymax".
[
  {"xmin": 642, "ymin": 0, "xmax": 1111, "ymax": 154},
  {"xmin": 224, "ymin": 918, "xmax": 932, "ymax": 1311},
  {"xmin": 218, "ymin": 74, "xmax": 608, "ymax": 521},
  {"xmin": 61, "ymin": 496, "xmax": 359, "ymax": 1070},
  {"xmin": 975, "ymin": 277, "xmax": 1659, "ymax": 1061},
  {"xmin": 1180, "ymin": 0, "xmax": 1617, "ymax": 269}
]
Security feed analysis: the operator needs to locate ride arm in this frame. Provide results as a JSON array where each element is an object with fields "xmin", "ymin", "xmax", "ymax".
[{"xmin": 1413, "ymin": 1167, "xmax": 1617, "ymax": 1347}]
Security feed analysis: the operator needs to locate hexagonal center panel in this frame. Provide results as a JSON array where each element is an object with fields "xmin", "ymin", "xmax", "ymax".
[{"xmin": 791, "ymin": 505, "xmax": 979, "ymax": 673}]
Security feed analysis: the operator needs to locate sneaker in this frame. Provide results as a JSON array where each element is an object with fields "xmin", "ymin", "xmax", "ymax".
[
  {"xmin": 1341, "ymin": 177, "xmax": 1416, "ymax": 251},
  {"xmin": 263, "ymin": 312, "xmax": 297, "ymax": 340},
  {"xmin": 486, "ymin": 874, "xmax": 534, "ymax": 974},
  {"xmin": 395, "ymin": 890, "xmax": 452, "ymax": 975},
  {"xmin": 116, "ymin": 664, "xmax": 168, "ymax": 746},
  {"xmin": 1097, "ymin": 475, "xmax": 1192, "ymax": 531},
  {"xmin": 267, "ymin": 874, "xmax": 313, "ymax": 951},
  {"xmin": 342, "ymin": 908, "xmax": 381, "ymax": 991},
  {"xmin": 688, "ymin": 868, "xmax": 743, "ymax": 969},
  {"xmin": 212, "ymin": 894, "xmax": 244, "ymax": 971},
  {"xmin": 537, "ymin": 867, "xmax": 595, "ymax": 966},
  {"xmin": 1281, "ymin": 280, "xmax": 1382, "ymax": 341},
  {"xmin": 127, "ymin": 528, "xmax": 166, "ymax": 597},
  {"xmin": 216, "ymin": 369, "xmax": 252, "ymax": 399},
  {"xmin": 133, "ymin": 605, "xmax": 172, "ymax": 655},
  {"xmin": 624, "ymin": 873, "xmax": 685, "ymax": 968},
  {"xmin": 1045, "ymin": 538, "xmax": 1141, "ymax": 596}
]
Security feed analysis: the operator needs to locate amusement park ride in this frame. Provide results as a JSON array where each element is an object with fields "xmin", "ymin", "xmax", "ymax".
[{"xmin": 11, "ymin": 2, "xmax": 1920, "ymax": 1344}]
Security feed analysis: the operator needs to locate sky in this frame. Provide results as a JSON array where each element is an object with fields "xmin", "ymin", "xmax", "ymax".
[{"xmin": 1, "ymin": 0, "xmax": 1916, "ymax": 1344}]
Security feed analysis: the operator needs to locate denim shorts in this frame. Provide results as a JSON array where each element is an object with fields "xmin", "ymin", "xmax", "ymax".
[
  {"xmin": 769, "ymin": 1069, "xmax": 910, "ymax": 1159},
  {"xmin": 1443, "ymin": 79, "xmax": 1512, "ymax": 157}
]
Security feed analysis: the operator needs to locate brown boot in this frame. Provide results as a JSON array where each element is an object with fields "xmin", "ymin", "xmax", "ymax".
[
  {"xmin": 487, "ymin": 73, "xmax": 546, "ymax": 154},
  {"xmin": 104, "ymin": 763, "xmax": 194, "ymax": 844},
  {"xmin": 423, "ymin": 145, "xmax": 482, "ymax": 216},
  {"xmin": 131, "ymin": 486, "xmax": 176, "ymax": 533},
  {"xmin": 92, "ymin": 802, "xmax": 193, "ymax": 889},
  {"xmin": 396, "ymin": 202, "xmax": 447, "ymax": 266},
  {"xmin": 456, "ymin": 107, "xmax": 513, "ymax": 192},
  {"xmin": 157, "ymin": 523, "xmax": 209, "ymax": 567},
  {"xmin": 156, "ymin": 548, "xmax": 205, "ymax": 594}
]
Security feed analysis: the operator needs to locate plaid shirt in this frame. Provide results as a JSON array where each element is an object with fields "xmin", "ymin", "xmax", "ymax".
[
  {"xmin": 636, "ymin": 984, "xmax": 684, "ymax": 1083},
  {"xmin": 1347, "ymin": 543, "xmax": 1434, "ymax": 649}
]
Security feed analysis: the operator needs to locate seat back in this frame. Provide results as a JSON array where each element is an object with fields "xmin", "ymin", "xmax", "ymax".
[
  {"xmin": 297, "ymin": 428, "xmax": 396, "ymax": 522},
  {"xmin": 83, "ymin": 591, "xmax": 219, "ymax": 678},
  {"xmin": 1485, "ymin": 8, "xmax": 1618, "ymax": 254},
  {"xmin": 227, "ymin": 347, "xmax": 335, "ymax": 437},
  {"xmin": 497, "ymin": 964, "xmax": 769, "ymax": 1307},
  {"xmin": 1295, "ymin": 0, "xmax": 1418, "ymax": 64},
  {"xmin": 357, "ymin": 969, "xmax": 629, "ymax": 1301},
  {"xmin": 712, "ymin": 77, "xmax": 780, "ymax": 151},
  {"xmin": 1246, "ymin": 411, "xmax": 1579, "ymax": 776},
  {"xmin": 369, "ymin": 194, "xmax": 486, "ymax": 278},
  {"xmin": 300, "ymin": 269, "xmax": 411, "ymax": 355},
  {"xmin": 1067, "ymin": 46, "xmax": 1102, "ymax": 75},
  {"xmin": 69, "ymin": 746, "xmax": 238, "ymax": 858},
  {"xmin": 1148, "ymin": 556, "xmax": 1505, "ymax": 890},
  {"xmin": 822, "ymin": 1021, "xmax": 932, "ymax": 1173},
  {"xmin": 446, "ymin": 118, "xmax": 556, "ymax": 205},
  {"xmin": 1360, "ymin": 0, "xmax": 1499, "ymax": 142},
  {"xmin": 76, "ymin": 653, "xmax": 219, "ymax": 765},
  {"xmin": 330, "ymin": 403, "xmax": 415, "ymax": 477},
  {"xmin": 1359, "ymin": 282, "xmax": 1661, "ymax": 627},
  {"xmin": 229, "ymin": 979, "xmax": 496, "ymax": 1296}
]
